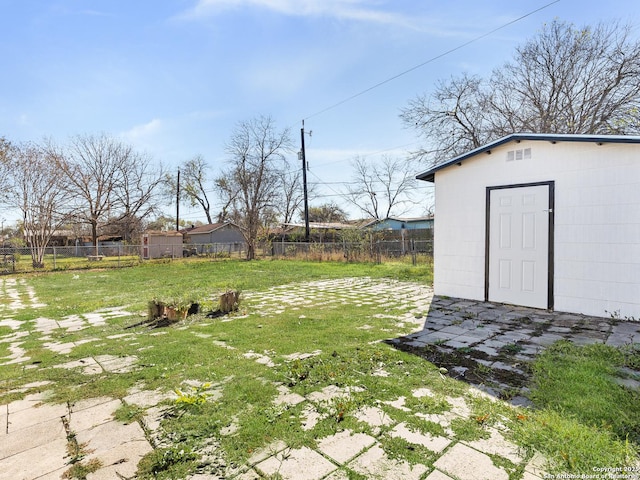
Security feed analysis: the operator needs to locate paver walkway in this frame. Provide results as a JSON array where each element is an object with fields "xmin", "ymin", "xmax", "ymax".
[
  {"xmin": 391, "ymin": 296, "xmax": 640, "ymax": 403},
  {"xmin": 1, "ymin": 277, "xmax": 639, "ymax": 479}
]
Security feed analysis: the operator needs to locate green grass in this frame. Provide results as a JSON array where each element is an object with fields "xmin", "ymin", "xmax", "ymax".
[
  {"xmin": 526, "ymin": 341, "xmax": 640, "ymax": 447},
  {"xmin": 1, "ymin": 259, "xmax": 639, "ymax": 477},
  {"xmin": 506, "ymin": 340, "xmax": 640, "ymax": 472}
]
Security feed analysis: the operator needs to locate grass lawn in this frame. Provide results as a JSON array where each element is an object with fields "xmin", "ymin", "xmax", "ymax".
[{"xmin": 1, "ymin": 258, "xmax": 638, "ymax": 479}]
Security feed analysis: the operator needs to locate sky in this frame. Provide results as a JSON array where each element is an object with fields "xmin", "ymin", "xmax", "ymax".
[{"xmin": 2, "ymin": 0, "xmax": 640, "ymax": 226}]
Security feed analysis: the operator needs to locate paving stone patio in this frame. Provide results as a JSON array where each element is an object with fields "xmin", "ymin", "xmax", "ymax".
[
  {"xmin": 1, "ymin": 277, "xmax": 639, "ymax": 479},
  {"xmin": 389, "ymin": 295, "xmax": 640, "ymax": 402}
]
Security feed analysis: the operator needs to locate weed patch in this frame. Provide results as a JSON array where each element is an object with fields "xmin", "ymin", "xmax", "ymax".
[
  {"xmin": 513, "ymin": 340, "xmax": 640, "ymax": 473},
  {"xmin": 530, "ymin": 341, "xmax": 640, "ymax": 445}
]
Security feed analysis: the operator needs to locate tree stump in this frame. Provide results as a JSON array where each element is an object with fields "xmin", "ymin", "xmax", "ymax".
[{"xmin": 219, "ymin": 290, "xmax": 240, "ymax": 313}]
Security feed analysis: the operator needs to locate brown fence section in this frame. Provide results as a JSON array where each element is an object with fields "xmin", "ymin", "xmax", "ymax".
[{"xmin": 0, "ymin": 240, "xmax": 433, "ymax": 274}]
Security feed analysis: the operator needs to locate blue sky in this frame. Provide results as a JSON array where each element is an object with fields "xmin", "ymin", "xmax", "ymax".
[{"xmin": 2, "ymin": 0, "xmax": 640, "ymax": 225}]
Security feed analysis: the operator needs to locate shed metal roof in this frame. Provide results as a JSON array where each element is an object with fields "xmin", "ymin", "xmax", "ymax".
[{"xmin": 416, "ymin": 133, "xmax": 640, "ymax": 182}]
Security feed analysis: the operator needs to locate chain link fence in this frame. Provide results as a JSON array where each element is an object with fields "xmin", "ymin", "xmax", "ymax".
[
  {"xmin": 263, "ymin": 240, "xmax": 433, "ymax": 264},
  {"xmin": 0, "ymin": 239, "xmax": 432, "ymax": 274}
]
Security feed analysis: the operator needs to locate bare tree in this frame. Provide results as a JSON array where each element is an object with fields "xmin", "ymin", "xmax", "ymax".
[
  {"xmin": 112, "ymin": 151, "xmax": 164, "ymax": 242},
  {"xmin": 3, "ymin": 142, "xmax": 73, "ymax": 267},
  {"xmin": 402, "ymin": 20, "xmax": 640, "ymax": 165},
  {"xmin": 345, "ymin": 155, "xmax": 417, "ymax": 220},
  {"xmin": 216, "ymin": 115, "xmax": 293, "ymax": 260},
  {"xmin": 171, "ymin": 155, "xmax": 215, "ymax": 224},
  {"xmin": 401, "ymin": 74, "xmax": 493, "ymax": 164},
  {"xmin": 0, "ymin": 137, "xmax": 12, "ymax": 205},
  {"xmin": 280, "ymin": 168, "xmax": 315, "ymax": 225},
  {"xmin": 57, "ymin": 133, "xmax": 161, "ymax": 251}
]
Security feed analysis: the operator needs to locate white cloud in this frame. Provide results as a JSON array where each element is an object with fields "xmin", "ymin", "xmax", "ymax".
[
  {"xmin": 121, "ymin": 118, "xmax": 163, "ymax": 142},
  {"xmin": 179, "ymin": 0, "xmax": 419, "ymax": 29}
]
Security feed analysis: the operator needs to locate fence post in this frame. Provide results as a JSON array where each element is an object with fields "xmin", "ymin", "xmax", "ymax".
[{"xmin": 53, "ymin": 246, "xmax": 57, "ymax": 269}]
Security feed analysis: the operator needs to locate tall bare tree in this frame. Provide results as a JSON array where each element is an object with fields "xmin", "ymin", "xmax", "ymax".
[
  {"xmin": 216, "ymin": 115, "xmax": 293, "ymax": 260},
  {"xmin": 401, "ymin": 20, "xmax": 640, "ymax": 165},
  {"xmin": 279, "ymin": 168, "xmax": 309, "ymax": 225},
  {"xmin": 0, "ymin": 137, "xmax": 12, "ymax": 205},
  {"xmin": 3, "ymin": 142, "xmax": 73, "ymax": 267},
  {"xmin": 401, "ymin": 73, "xmax": 493, "ymax": 163},
  {"xmin": 112, "ymin": 151, "xmax": 164, "ymax": 242},
  {"xmin": 57, "ymin": 133, "xmax": 161, "ymax": 251},
  {"xmin": 345, "ymin": 155, "xmax": 417, "ymax": 220},
  {"xmin": 171, "ymin": 155, "xmax": 215, "ymax": 225}
]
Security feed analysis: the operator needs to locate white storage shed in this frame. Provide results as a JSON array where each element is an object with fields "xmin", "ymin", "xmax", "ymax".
[{"xmin": 417, "ymin": 133, "xmax": 640, "ymax": 319}]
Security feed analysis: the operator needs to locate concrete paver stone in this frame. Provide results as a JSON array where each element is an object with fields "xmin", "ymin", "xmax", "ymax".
[
  {"xmin": 254, "ymin": 446, "xmax": 337, "ymax": 480},
  {"xmin": 227, "ymin": 470, "xmax": 262, "ymax": 480},
  {"xmin": 273, "ymin": 385, "xmax": 306, "ymax": 406},
  {"xmin": 384, "ymin": 396, "xmax": 411, "ymax": 412},
  {"xmin": 5, "ymin": 391, "xmax": 54, "ymax": 413},
  {"xmin": 0, "ymin": 416, "xmax": 66, "ymax": 459},
  {"xmin": 85, "ymin": 439, "xmax": 153, "ymax": 479},
  {"xmin": 434, "ymin": 443, "xmax": 509, "ymax": 480},
  {"xmin": 306, "ymin": 385, "xmax": 347, "ymax": 404},
  {"xmin": 347, "ymin": 443, "xmax": 428, "ymax": 480},
  {"xmin": 300, "ymin": 404, "xmax": 323, "ymax": 431},
  {"xmin": 323, "ymin": 470, "xmax": 350, "ymax": 480},
  {"xmin": 425, "ymin": 470, "xmax": 456, "ymax": 480},
  {"xmin": 525, "ymin": 451, "xmax": 550, "ymax": 478},
  {"xmin": 353, "ymin": 405, "xmax": 394, "ymax": 434},
  {"xmin": 0, "ymin": 407, "xmax": 6, "ymax": 435},
  {"xmin": 142, "ymin": 405, "xmax": 170, "ymax": 435},
  {"xmin": 69, "ymin": 398, "xmax": 122, "ymax": 432},
  {"xmin": 6, "ymin": 402, "xmax": 68, "ymax": 432},
  {"xmin": 124, "ymin": 387, "xmax": 173, "ymax": 407},
  {"xmin": 522, "ymin": 472, "xmax": 544, "ymax": 480},
  {"xmin": 465, "ymin": 428, "xmax": 524, "ymax": 463},
  {"xmin": 54, "ymin": 356, "xmax": 103, "ymax": 374},
  {"xmin": 96, "ymin": 354, "xmax": 138, "ymax": 373},
  {"xmin": 389, "ymin": 422, "xmax": 451, "ymax": 453},
  {"xmin": 75, "ymin": 420, "xmax": 147, "ymax": 454},
  {"xmin": 1, "ymin": 438, "xmax": 69, "ymax": 480},
  {"xmin": 247, "ymin": 440, "xmax": 288, "ymax": 465},
  {"xmin": 316, "ymin": 429, "xmax": 376, "ymax": 464}
]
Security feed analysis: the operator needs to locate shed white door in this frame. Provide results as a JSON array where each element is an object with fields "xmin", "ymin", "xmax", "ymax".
[{"xmin": 488, "ymin": 184, "xmax": 550, "ymax": 309}]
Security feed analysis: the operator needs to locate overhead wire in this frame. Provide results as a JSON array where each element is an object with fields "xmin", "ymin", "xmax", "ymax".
[
  {"xmin": 290, "ymin": 0, "xmax": 560, "ymax": 214},
  {"xmin": 302, "ymin": 1, "xmax": 561, "ymax": 122},
  {"xmin": 182, "ymin": 2, "xmax": 561, "ymax": 221}
]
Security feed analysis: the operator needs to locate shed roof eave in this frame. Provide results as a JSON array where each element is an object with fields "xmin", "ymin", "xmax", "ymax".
[{"xmin": 416, "ymin": 133, "xmax": 640, "ymax": 182}]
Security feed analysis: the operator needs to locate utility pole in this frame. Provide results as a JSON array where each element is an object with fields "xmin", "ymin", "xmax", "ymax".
[
  {"xmin": 300, "ymin": 120, "xmax": 310, "ymax": 242},
  {"xmin": 176, "ymin": 168, "xmax": 181, "ymax": 231}
]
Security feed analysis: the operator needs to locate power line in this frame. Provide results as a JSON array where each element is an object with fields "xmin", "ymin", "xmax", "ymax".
[
  {"xmin": 303, "ymin": 0, "xmax": 561, "ymax": 121},
  {"xmin": 309, "ymin": 140, "xmax": 421, "ymax": 169}
]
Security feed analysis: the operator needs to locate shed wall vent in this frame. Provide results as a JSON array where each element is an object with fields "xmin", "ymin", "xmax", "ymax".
[{"xmin": 506, "ymin": 148, "xmax": 532, "ymax": 162}]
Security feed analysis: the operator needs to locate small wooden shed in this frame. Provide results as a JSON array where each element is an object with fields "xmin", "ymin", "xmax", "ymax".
[
  {"xmin": 417, "ymin": 133, "xmax": 640, "ymax": 319},
  {"xmin": 141, "ymin": 231, "xmax": 183, "ymax": 259}
]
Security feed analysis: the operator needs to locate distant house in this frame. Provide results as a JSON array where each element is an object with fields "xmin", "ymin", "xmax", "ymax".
[
  {"xmin": 184, "ymin": 223, "xmax": 245, "ymax": 254},
  {"xmin": 277, "ymin": 222, "xmax": 356, "ymax": 242},
  {"xmin": 365, "ymin": 216, "xmax": 434, "ymax": 232},
  {"xmin": 141, "ymin": 231, "xmax": 183, "ymax": 259},
  {"xmin": 417, "ymin": 133, "xmax": 640, "ymax": 319}
]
